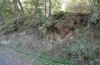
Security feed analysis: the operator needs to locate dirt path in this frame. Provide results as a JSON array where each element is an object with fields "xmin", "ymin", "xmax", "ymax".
[
  {"xmin": 0, "ymin": 54, "xmax": 19, "ymax": 65},
  {"xmin": 0, "ymin": 46, "xmax": 38, "ymax": 65},
  {"xmin": 0, "ymin": 55, "xmax": 8, "ymax": 65}
]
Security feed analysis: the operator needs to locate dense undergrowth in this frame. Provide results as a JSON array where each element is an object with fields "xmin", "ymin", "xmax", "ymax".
[
  {"xmin": 0, "ymin": 0, "xmax": 100, "ymax": 65},
  {"xmin": 65, "ymin": 28, "xmax": 100, "ymax": 65},
  {"xmin": 2, "ymin": 26, "xmax": 99, "ymax": 65},
  {"xmin": 0, "ymin": 11, "xmax": 100, "ymax": 65}
]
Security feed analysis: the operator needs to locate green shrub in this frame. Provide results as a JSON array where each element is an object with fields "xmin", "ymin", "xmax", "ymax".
[
  {"xmin": 0, "ymin": 21, "xmax": 17, "ymax": 35},
  {"xmin": 67, "ymin": 30, "xmax": 94, "ymax": 59},
  {"xmin": 88, "ymin": 5, "xmax": 100, "ymax": 27},
  {"xmin": 53, "ymin": 11, "xmax": 65, "ymax": 20},
  {"xmin": 39, "ymin": 21, "xmax": 49, "ymax": 34},
  {"xmin": 88, "ymin": 13, "xmax": 99, "ymax": 26},
  {"xmin": 66, "ymin": 30, "xmax": 98, "ymax": 65},
  {"xmin": 35, "ymin": 9, "xmax": 50, "ymax": 34},
  {"xmin": 56, "ymin": 11, "xmax": 64, "ymax": 19},
  {"xmin": 0, "ymin": 17, "xmax": 25, "ymax": 35}
]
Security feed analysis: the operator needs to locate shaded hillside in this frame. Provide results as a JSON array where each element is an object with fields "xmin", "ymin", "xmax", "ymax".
[
  {"xmin": 0, "ymin": 17, "xmax": 100, "ymax": 65},
  {"xmin": 0, "ymin": 0, "xmax": 100, "ymax": 65}
]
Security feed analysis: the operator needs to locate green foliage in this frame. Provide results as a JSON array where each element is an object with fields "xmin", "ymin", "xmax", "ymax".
[
  {"xmin": 87, "ymin": 0, "xmax": 100, "ymax": 27},
  {"xmin": 35, "ymin": 9, "xmax": 49, "ymax": 34},
  {"xmin": 12, "ymin": 47, "xmax": 76, "ymax": 65},
  {"xmin": 0, "ymin": 0, "xmax": 14, "ymax": 20},
  {"xmin": 66, "ymin": 28, "xmax": 96, "ymax": 60},
  {"xmin": 52, "ymin": 0, "xmax": 62, "ymax": 13},
  {"xmin": 39, "ymin": 21, "xmax": 49, "ymax": 34},
  {"xmin": 88, "ymin": 12, "xmax": 100, "ymax": 27},
  {"xmin": 89, "ymin": 13, "xmax": 99, "ymax": 24},
  {"xmin": 0, "ymin": 17, "xmax": 25, "ymax": 35},
  {"xmin": 52, "ymin": 11, "xmax": 64, "ymax": 20},
  {"xmin": 63, "ymin": 29, "xmax": 99, "ymax": 65},
  {"xmin": 56, "ymin": 11, "xmax": 64, "ymax": 19},
  {"xmin": 0, "ymin": 22, "xmax": 17, "ymax": 35},
  {"xmin": 97, "ymin": 0, "xmax": 100, "ymax": 4}
]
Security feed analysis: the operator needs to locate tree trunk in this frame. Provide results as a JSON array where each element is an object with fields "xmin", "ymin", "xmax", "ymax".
[
  {"xmin": 34, "ymin": 0, "xmax": 39, "ymax": 13},
  {"xmin": 12, "ymin": 0, "xmax": 19, "ymax": 17},
  {"xmin": 44, "ymin": 0, "xmax": 47, "ymax": 17},
  {"xmin": 18, "ymin": 0, "xmax": 24, "ymax": 16},
  {"xmin": 48, "ymin": 0, "xmax": 51, "ymax": 19}
]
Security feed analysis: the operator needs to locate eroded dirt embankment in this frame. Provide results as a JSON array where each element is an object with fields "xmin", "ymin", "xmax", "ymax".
[{"xmin": 0, "ymin": 18, "xmax": 100, "ymax": 65}]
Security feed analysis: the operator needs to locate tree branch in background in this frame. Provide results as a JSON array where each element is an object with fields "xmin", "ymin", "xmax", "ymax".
[{"xmin": 18, "ymin": 0, "xmax": 24, "ymax": 16}]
